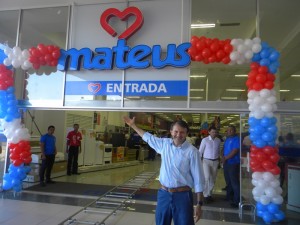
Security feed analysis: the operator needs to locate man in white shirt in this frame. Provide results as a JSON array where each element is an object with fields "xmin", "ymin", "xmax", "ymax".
[{"xmin": 199, "ymin": 126, "xmax": 221, "ymax": 203}]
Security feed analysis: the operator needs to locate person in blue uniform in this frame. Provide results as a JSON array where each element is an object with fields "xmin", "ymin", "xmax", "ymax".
[
  {"xmin": 222, "ymin": 125, "xmax": 240, "ymax": 208},
  {"xmin": 39, "ymin": 125, "xmax": 57, "ymax": 187},
  {"xmin": 123, "ymin": 116, "xmax": 204, "ymax": 225}
]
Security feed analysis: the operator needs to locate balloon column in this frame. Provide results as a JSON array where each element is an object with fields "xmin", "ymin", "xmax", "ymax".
[
  {"xmin": 189, "ymin": 36, "xmax": 284, "ymax": 224},
  {"xmin": 0, "ymin": 44, "xmax": 60, "ymax": 192}
]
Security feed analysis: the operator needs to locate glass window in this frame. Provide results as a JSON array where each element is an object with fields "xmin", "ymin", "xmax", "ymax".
[
  {"xmin": 17, "ymin": 7, "xmax": 69, "ymax": 107},
  {"xmin": 190, "ymin": 0, "xmax": 257, "ymax": 102},
  {"xmin": 260, "ymin": 0, "xmax": 300, "ymax": 102}
]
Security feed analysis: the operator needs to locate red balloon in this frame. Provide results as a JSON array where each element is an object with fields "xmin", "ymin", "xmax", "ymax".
[
  {"xmin": 52, "ymin": 50, "xmax": 60, "ymax": 59},
  {"xmin": 263, "ymin": 146, "xmax": 276, "ymax": 155},
  {"xmin": 258, "ymin": 66, "xmax": 268, "ymax": 74},
  {"xmin": 253, "ymin": 82, "xmax": 263, "ymax": 91},
  {"xmin": 13, "ymin": 158, "xmax": 23, "ymax": 166},
  {"xmin": 23, "ymin": 156, "xmax": 32, "ymax": 164},
  {"xmin": 270, "ymin": 153, "xmax": 280, "ymax": 163},
  {"xmin": 269, "ymin": 166, "xmax": 280, "ymax": 175},
  {"xmin": 221, "ymin": 56, "xmax": 230, "ymax": 64},
  {"xmin": 208, "ymin": 55, "xmax": 217, "ymax": 63},
  {"xmin": 196, "ymin": 41, "xmax": 206, "ymax": 51},
  {"xmin": 216, "ymin": 50, "xmax": 225, "ymax": 59},
  {"xmin": 256, "ymin": 74, "xmax": 267, "ymax": 83},
  {"xmin": 190, "ymin": 36, "xmax": 199, "ymax": 44},
  {"xmin": 264, "ymin": 81, "xmax": 274, "ymax": 89},
  {"xmin": 224, "ymin": 44, "xmax": 233, "ymax": 53},
  {"xmin": 256, "ymin": 151, "xmax": 267, "ymax": 162},
  {"xmin": 266, "ymin": 73, "xmax": 275, "ymax": 81},
  {"xmin": 210, "ymin": 42, "xmax": 220, "ymax": 52},
  {"xmin": 248, "ymin": 70, "xmax": 257, "ymax": 80},
  {"xmin": 262, "ymin": 160, "xmax": 274, "ymax": 170},
  {"xmin": 202, "ymin": 48, "xmax": 212, "ymax": 58},
  {"xmin": 250, "ymin": 62, "xmax": 260, "ymax": 70}
]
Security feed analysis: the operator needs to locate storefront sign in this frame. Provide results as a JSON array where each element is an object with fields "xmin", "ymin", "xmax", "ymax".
[{"xmin": 65, "ymin": 80, "xmax": 187, "ymax": 96}]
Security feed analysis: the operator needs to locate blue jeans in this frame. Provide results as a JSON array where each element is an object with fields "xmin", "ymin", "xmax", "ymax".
[
  {"xmin": 155, "ymin": 188, "xmax": 194, "ymax": 225},
  {"xmin": 223, "ymin": 163, "xmax": 240, "ymax": 204}
]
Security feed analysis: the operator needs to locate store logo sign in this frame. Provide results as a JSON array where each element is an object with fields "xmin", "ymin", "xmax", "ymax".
[
  {"xmin": 57, "ymin": 7, "xmax": 191, "ymax": 71},
  {"xmin": 88, "ymin": 83, "xmax": 101, "ymax": 94}
]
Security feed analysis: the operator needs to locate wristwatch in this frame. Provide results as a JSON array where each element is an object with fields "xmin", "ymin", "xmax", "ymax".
[{"xmin": 197, "ymin": 200, "xmax": 203, "ymax": 206}]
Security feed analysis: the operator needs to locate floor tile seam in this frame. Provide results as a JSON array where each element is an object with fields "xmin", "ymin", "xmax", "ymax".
[{"xmin": 21, "ymin": 190, "xmax": 99, "ymax": 200}]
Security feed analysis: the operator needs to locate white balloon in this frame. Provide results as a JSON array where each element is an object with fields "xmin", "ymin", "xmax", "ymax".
[
  {"xmin": 4, "ymin": 46, "xmax": 12, "ymax": 55},
  {"xmin": 244, "ymin": 50, "xmax": 253, "ymax": 59},
  {"xmin": 22, "ymin": 49, "xmax": 30, "ymax": 58},
  {"xmin": 11, "ymin": 59, "xmax": 21, "ymax": 68},
  {"xmin": 252, "ymin": 179, "xmax": 259, "ymax": 186},
  {"xmin": 265, "ymin": 187, "xmax": 277, "ymax": 198},
  {"xmin": 8, "ymin": 52, "xmax": 14, "ymax": 60},
  {"xmin": 260, "ymin": 89, "xmax": 271, "ymax": 98},
  {"xmin": 253, "ymin": 37, "xmax": 261, "ymax": 44},
  {"xmin": 249, "ymin": 112, "xmax": 255, "ymax": 117},
  {"xmin": 257, "ymin": 179, "xmax": 267, "ymax": 188},
  {"xmin": 244, "ymin": 39, "xmax": 253, "ymax": 47},
  {"xmin": 3, "ymin": 58, "xmax": 12, "ymax": 66},
  {"xmin": 272, "ymin": 195, "xmax": 283, "ymax": 204},
  {"xmin": 230, "ymin": 51, "xmax": 239, "ymax": 61},
  {"xmin": 263, "ymin": 172, "xmax": 274, "ymax": 181},
  {"xmin": 237, "ymin": 44, "xmax": 247, "ymax": 54},
  {"xmin": 247, "ymin": 99, "xmax": 253, "ymax": 104},
  {"xmin": 260, "ymin": 195, "xmax": 271, "ymax": 205},
  {"xmin": 252, "ymin": 43, "xmax": 262, "ymax": 53},
  {"xmin": 276, "ymin": 187, "xmax": 283, "ymax": 195},
  {"xmin": 249, "ymin": 104, "xmax": 256, "ymax": 112},
  {"xmin": 237, "ymin": 58, "xmax": 246, "ymax": 65},
  {"xmin": 254, "ymin": 196, "xmax": 261, "ymax": 202},
  {"xmin": 267, "ymin": 96, "xmax": 277, "ymax": 104},
  {"xmin": 253, "ymin": 96, "xmax": 264, "ymax": 105},
  {"xmin": 261, "ymin": 103, "xmax": 273, "ymax": 113},
  {"xmin": 254, "ymin": 110, "xmax": 264, "ymax": 119},
  {"xmin": 272, "ymin": 104, "xmax": 278, "ymax": 111},
  {"xmin": 270, "ymin": 179, "xmax": 280, "ymax": 188},
  {"xmin": 12, "ymin": 46, "xmax": 22, "ymax": 56},
  {"xmin": 252, "ymin": 172, "xmax": 263, "ymax": 180},
  {"xmin": 248, "ymin": 90, "xmax": 259, "ymax": 99},
  {"xmin": 252, "ymin": 186, "xmax": 264, "ymax": 197}
]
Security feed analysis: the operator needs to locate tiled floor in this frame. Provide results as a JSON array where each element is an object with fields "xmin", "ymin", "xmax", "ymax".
[{"xmin": 0, "ymin": 158, "xmax": 299, "ymax": 225}]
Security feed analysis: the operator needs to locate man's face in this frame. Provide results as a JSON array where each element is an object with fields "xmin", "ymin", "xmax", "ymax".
[
  {"xmin": 170, "ymin": 124, "xmax": 188, "ymax": 146},
  {"xmin": 48, "ymin": 127, "xmax": 55, "ymax": 135},
  {"xmin": 209, "ymin": 129, "xmax": 217, "ymax": 138},
  {"xmin": 226, "ymin": 127, "xmax": 235, "ymax": 137},
  {"xmin": 74, "ymin": 125, "xmax": 79, "ymax": 131}
]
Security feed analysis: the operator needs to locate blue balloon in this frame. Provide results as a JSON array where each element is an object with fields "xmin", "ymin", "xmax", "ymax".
[
  {"xmin": 268, "ymin": 65, "xmax": 278, "ymax": 74},
  {"xmin": 256, "ymin": 202, "xmax": 268, "ymax": 211},
  {"xmin": 252, "ymin": 53, "xmax": 261, "ymax": 62},
  {"xmin": 267, "ymin": 203, "xmax": 280, "ymax": 214},
  {"xmin": 261, "ymin": 42, "xmax": 270, "ymax": 49},
  {"xmin": 270, "ymin": 117, "xmax": 277, "ymax": 124},
  {"xmin": 262, "ymin": 132, "xmax": 273, "ymax": 142},
  {"xmin": 260, "ymin": 49, "xmax": 271, "ymax": 59},
  {"xmin": 249, "ymin": 133, "xmax": 258, "ymax": 142},
  {"xmin": 269, "ymin": 51, "xmax": 280, "ymax": 62},
  {"xmin": 267, "ymin": 141, "xmax": 276, "ymax": 147},
  {"xmin": 256, "ymin": 139, "xmax": 267, "ymax": 148},
  {"xmin": 260, "ymin": 117, "xmax": 271, "ymax": 127},
  {"xmin": 254, "ymin": 125, "xmax": 265, "ymax": 135},
  {"xmin": 6, "ymin": 86, "xmax": 15, "ymax": 93},
  {"xmin": 248, "ymin": 117, "xmax": 259, "ymax": 126},
  {"xmin": 263, "ymin": 211, "xmax": 274, "ymax": 224},
  {"xmin": 257, "ymin": 210, "xmax": 264, "ymax": 218},
  {"xmin": 260, "ymin": 58, "xmax": 271, "ymax": 66},
  {"xmin": 274, "ymin": 210, "xmax": 285, "ymax": 221}
]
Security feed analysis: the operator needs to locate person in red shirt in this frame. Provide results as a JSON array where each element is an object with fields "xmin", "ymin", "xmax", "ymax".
[{"xmin": 66, "ymin": 124, "xmax": 82, "ymax": 175}]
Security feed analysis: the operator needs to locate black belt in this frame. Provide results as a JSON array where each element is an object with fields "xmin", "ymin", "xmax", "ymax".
[
  {"xmin": 161, "ymin": 185, "xmax": 191, "ymax": 193},
  {"xmin": 204, "ymin": 158, "xmax": 219, "ymax": 161}
]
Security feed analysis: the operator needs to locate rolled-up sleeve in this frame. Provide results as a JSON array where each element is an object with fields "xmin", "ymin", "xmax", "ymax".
[
  {"xmin": 190, "ymin": 150, "xmax": 204, "ymax": 193},
  {"xmin": 142, "ymin": 132, "xmax": 165, "ymax": 154}
]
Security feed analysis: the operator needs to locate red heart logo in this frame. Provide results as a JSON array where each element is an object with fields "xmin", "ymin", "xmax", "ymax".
[
  {"xmin": 100, "ymin": 6, "xmax": 144, "ymax": 40},
  {"xmin": 88, "ymin": 83, "xmax": 101, "ymax": 94}
]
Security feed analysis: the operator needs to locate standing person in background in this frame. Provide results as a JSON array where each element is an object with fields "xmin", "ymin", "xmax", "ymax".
[
  {"xmin": 222, "ymin": 125, "xmax": 240, "ymax": 208},
  {"xmin": 123, "ymin": 116, "xmax": 204, "ymax": 225},
  {"xmin": 66, "ymin": 124, "xmax": 82, "ymax": 176},
  {"xmin": 39, "ymin": 125, "xmax": 57, "ymax": 187},
  {"xmin": 199, "ymin": 126, "xmax": 221, "ymax": 203}
]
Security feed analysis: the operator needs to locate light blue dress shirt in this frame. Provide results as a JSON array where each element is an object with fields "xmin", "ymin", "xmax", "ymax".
[{"xmin": 143, "ymin": 132, "xmax": 204, "ymax": 193}]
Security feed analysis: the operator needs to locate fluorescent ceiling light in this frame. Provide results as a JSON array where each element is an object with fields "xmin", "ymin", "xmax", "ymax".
[
  {"xmin": 191, "ymin": 23, "xmax": 215, "ymax": 28},
  {"xmin": 156, "ymin": 97, "xmax": 170, "ymax": 99},
  {"xmin": 190, "ymin": 97, "xmax": 203, "ymax": 99},
  {"xmin": 235, "ymin": 74, "xmax": 248, "ymax": 77},
  {"xmin": 291, "ymin": 75, "xmax": 300, "ymax": 77},
  {"xmin": 190, "ymin": 89, "xmax": 204, "ymax": 92},
  {"xmin": 226, "ymin": 89, "xmax": 245, "ymax": 92},
  {"xmin": 221, "ymin": 97, "xmax": 238, "ymax": 100},
  {"xmin": 190, "ymin": 75, "xmax": 206, "ymax": 78},
  {"xmin": 279, "ymin": 89, "xmax": 290, "ymax": 92},
  {"xmin": 126, "ymin": 96, "xmax": 140, "ymax": 99},
  {"xmin": 294, "ymin": 98, "xmax": 300, "ymax": 100}
]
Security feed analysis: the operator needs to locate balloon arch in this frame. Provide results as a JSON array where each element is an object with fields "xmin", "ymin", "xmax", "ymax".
[{"xmin": 0, "ymin": 36, "xmax": 284, "ymax": 223}]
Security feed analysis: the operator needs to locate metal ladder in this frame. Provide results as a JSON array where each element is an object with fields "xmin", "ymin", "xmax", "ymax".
[{"xmin": 60, "ymin": 171, "xmax": 158, "ymax": 225}]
